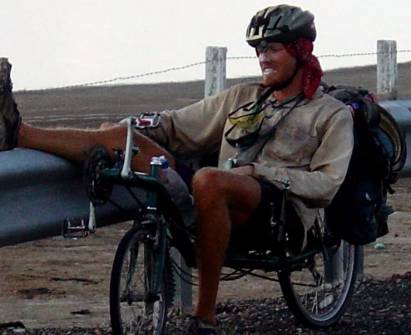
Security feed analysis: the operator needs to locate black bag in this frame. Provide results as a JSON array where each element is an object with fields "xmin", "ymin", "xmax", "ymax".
[{"xmin": 323, "ymin": 84, "xmax": 407, "ymax": 245}]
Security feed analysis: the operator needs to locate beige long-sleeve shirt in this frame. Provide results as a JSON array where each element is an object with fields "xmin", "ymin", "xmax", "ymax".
[{"xmin": 142, "ymin": 83, "xmax": 354, "ymax": 237}]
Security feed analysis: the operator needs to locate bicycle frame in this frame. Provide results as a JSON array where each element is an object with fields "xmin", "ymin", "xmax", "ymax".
[
  {"xmin": 97, "ymin": 117, "xmax": 173, "ymax": 296},
  {"xmin": 93, "ymin": 117, "xmax": 332, "ymax": 275},
  {"xmin": 87, "ymin": 116, "xmax": 358, "ymax": 332}
]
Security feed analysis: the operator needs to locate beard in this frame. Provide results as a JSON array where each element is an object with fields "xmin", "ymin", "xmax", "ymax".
[{"xmin": 261, "ymin": 63, "xmax": 300, "ymax": 90}]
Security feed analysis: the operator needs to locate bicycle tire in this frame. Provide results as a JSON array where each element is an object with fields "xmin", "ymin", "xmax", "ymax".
[
  {"xmin": 278, "ymin": 241, "xmax": 360, "ymax": 328},
  {"xmin": 110, "ymin": 226, "xmax": 174, "ymax": 335}
]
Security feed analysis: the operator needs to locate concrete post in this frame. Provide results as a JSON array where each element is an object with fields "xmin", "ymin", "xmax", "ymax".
[
  {"xmin": 171, "ymin": 248, "xmax": 193, "ymax": 314},
  {"xmin": 205, "ymin": 46, "xmax": 227, "ymax": 97},
  {"xmin": 356, "ymin": 246, "xmax": 364, "ymax": 280},
  {"xmin": 325, "ymin": 244, "xmax": 344, "ymax": 283},
  {"xmin": 377, "ymin": 40, "xmax": 398, "ymax": 100},
  {"xmin": 174, "ymin": 46, "xmax": 228, "ymax": 314}
]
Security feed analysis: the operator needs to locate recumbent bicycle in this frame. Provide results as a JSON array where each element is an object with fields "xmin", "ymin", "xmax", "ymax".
[{"xmin": 84, "ymin": 115, "xmax": 360, "ymax": 335}]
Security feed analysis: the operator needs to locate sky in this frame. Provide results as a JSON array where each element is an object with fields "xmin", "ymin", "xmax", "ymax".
[{"xmin": 2, "ymin": 0, "xmax": 411, "ymax": 91}]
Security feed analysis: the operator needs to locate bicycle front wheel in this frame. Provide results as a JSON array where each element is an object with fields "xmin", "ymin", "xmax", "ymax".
[
  {"xmin": 278, "ymin": 241, "xmax": 360, "ymax": 328},
  {"xmin": 110, "ymin": 226, "xmax": 174, "ymax": 335}
]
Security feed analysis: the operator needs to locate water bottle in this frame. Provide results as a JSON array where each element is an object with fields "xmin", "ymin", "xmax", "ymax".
[{"xmin": 155, "ymin": 156, "xmax": 195, "ymax": 228}]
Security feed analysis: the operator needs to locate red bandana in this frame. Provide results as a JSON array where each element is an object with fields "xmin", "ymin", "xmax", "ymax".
[{"xmin": 284, "ymin": 38, "xmax": 323, "ymax": 99}]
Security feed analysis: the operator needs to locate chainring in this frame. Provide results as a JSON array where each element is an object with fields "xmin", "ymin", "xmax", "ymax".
[{"xmin": 84, "ymin": 145, "xmax": 113, "ymax": 205}]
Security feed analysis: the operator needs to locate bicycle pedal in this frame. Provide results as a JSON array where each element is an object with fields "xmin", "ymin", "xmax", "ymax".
[{"xmin": 62, "ymin": 219, "xmax": 93, "ymax": 239}]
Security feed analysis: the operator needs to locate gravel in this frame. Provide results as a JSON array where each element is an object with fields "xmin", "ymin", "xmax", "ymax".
[{"xmin": 2, "ymin": 275, "xmax": 410, "ymax": 335}]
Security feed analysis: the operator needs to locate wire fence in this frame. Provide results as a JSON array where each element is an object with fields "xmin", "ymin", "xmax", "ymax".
[{"xmin": 31, "ymin": 49, "xmax": 411, "ymax": 92}]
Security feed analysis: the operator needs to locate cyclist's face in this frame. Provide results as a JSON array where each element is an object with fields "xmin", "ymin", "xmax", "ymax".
[{"xmin": 256, "ymin": 42, "xmax": 298, "ymax": 87}]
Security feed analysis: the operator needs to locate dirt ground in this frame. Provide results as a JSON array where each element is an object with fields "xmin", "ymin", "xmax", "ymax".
[
  {"xmin": 2, "ymin": 64, "xmax": 410, "ymax": 329},
  {"xmin": 0, "ymin": 178, "xmax": 410, "ymax": 329}
]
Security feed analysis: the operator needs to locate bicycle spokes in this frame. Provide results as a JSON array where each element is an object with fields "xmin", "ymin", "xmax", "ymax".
[
  {"xmin": 110, "ymin": 227, "xmax": 174, "ymax": 335},
  {"xmin": 279, "ymin": 241, "xmax": 359, "ymax": 328}
]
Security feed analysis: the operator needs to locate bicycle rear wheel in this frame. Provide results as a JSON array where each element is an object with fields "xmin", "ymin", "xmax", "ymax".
[
  {"xmin": 110, "ymin": 226, "xmax": 174, "ymax": 335},
  {"xmin": 278, "ymin": 241, "xmax": 359, "ymax": 328}
]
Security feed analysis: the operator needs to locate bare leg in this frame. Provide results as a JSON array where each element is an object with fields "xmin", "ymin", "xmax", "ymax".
[
  {"xmin": 18, "ymin": 122, "xmax": 174, "ymax": 172},
  {"xmin": 191, "ymin": 167, "xmax": 262, "ymax": 324}
]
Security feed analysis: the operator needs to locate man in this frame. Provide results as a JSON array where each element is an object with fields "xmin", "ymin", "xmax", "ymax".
[{"xmin": 1, "ymin": 5, "xmax": 353, "ymax": 334}]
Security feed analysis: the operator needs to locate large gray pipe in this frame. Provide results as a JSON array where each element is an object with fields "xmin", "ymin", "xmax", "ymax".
[
  {"xmin": 0, "ymin": 149, "xmax": 140, "ymax": 247},
  {"xmin": 380, "ymin": 100, "xmax": 411, "ymax": 177}
]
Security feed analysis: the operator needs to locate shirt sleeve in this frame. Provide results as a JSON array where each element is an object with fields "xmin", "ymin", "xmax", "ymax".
[
  {"xmin": 140, "ymin": 86, "xmax": 242, "ymax": 159},
  {"xmin": 250, "ymin": 107, "xmax": 354, "ymax": 208}
]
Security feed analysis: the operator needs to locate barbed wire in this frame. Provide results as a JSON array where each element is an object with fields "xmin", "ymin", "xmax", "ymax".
[
  {"xmin": 30, "ymin": 49, "xmax": 411, "ymax": 91},
  {"xmin": 318, "ymin": 49, "xmax": 411, "ymax": 58}
]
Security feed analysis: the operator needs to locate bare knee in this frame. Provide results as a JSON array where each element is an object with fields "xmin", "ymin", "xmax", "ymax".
[{"xmin": 192, "ymin": 167, "xmax": 226, "ymax": 202}]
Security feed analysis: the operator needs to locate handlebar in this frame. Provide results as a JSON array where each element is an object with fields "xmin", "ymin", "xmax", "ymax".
[{"xmin": 119, "ymin": 116, "xmax": 138, "ymax": 179}]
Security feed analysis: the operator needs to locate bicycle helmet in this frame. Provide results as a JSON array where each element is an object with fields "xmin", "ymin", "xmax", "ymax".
[{"xmin": 246, "ymin": 5, "xmax": 316, "ymax": 47}]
